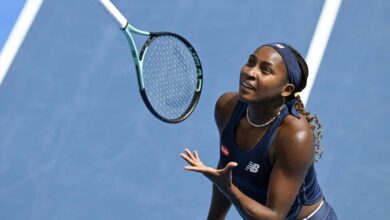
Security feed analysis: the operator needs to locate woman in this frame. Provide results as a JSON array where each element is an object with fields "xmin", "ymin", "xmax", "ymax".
[{"xmin": 180, "ymin": 43, "xmax": 338, "ymax": 220}]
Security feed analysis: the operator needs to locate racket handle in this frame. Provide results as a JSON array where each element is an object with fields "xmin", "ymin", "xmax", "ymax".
[{"xmin": 100, "ymin": 0, "xmax": 128, "ymax": 29}]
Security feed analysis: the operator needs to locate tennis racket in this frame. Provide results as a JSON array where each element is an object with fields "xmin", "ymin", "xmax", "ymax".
[{"xmin": 100, "ymin": 0, "xmax": 203, "ymax": 123}]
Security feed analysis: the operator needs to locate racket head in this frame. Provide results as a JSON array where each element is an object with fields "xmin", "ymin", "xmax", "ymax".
[{"xmin": 138, "ymin": 32, "xmax": 203, "ymax": 123}]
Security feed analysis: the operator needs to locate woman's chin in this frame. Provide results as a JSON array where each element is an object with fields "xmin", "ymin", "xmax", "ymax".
[{"xmin": 238, "ymin": 90, "xmax": 254, "ymax": 103}]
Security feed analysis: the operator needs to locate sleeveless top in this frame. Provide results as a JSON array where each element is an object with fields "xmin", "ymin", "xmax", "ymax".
[{"xmin": 219, "ymin": 100, "xmax": 323, "ymax": 220}]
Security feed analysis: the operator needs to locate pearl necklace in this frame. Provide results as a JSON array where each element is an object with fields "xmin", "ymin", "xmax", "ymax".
[{"xmin": 246, "ymin": 106, "xmax": 283, "ymax": 128}]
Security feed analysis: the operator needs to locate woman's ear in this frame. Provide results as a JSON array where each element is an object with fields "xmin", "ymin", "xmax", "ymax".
[{"xmin": 281, "ymin": 84, "xmax": 295, "ymax": 98}]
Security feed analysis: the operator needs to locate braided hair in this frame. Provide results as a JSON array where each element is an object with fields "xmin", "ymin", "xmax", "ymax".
[{"xmin": 285, "ymin": 45, "xmax": 323, "ymax": 162}]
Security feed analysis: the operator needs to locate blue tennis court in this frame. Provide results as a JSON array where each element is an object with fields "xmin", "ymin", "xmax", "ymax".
[{"xmin": 0, "ymin": 0, "xmax": 389, "ymax": 219}]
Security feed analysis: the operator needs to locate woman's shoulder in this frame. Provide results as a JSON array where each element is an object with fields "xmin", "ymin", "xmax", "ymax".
[
  {"xmin": 214, "ymin": 92, "xmax": 239, "ymax": 134},
  {"xmin": 271, "ymin": 114, "xmax": 315, "ymax": 164},
  {"xmin": 281, "ymin": 114, "xmax": 313, "ymax": 135}
]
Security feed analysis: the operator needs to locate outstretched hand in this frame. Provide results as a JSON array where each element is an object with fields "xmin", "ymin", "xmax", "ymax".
[{"xmin": 180, "ymin": 149, "xmax": 238, "ymax": 192}]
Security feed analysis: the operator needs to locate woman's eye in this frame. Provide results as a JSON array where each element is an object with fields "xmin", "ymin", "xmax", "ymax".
[{"xmin": 261, "ymin": 66, "xmax": 272, "ymax": 73}]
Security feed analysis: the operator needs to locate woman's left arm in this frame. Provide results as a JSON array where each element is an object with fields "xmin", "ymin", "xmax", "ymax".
[{"xmin": 265, "ymin": 122, "xmax": 315, "ymax": 218}]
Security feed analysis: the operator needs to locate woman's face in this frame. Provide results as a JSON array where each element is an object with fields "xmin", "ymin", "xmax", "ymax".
[{"xmin": 239, "ymin": 46, "xmax": 290, "ymax": 104}]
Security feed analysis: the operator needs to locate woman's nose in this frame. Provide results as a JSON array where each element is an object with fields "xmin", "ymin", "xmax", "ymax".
[{"xmin": 243, "ymin": 66, "xmax": 257, "ymax": 80}]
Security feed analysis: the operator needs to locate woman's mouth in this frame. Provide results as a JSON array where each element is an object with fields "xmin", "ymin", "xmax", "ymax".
[{"xmin": 240, "ymin": 81, "xmax": 256, "ymax": 91}]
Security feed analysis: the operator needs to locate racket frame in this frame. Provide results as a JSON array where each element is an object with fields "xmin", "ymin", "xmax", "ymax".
[
  {"xmin": 138, "ymin": 32, "xmax": 203, "ymax": 123},
  {"xmin": 123, "ymin": 24, "xmax": 149, "ymax": 90},
  {"xmin": 100, "ymin": 0, "xmax": 203, "ymax": 123}
]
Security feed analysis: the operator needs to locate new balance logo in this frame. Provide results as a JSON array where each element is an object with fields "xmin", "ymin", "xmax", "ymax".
[{"xmin": 245, "ymin": 161, "xmax": 260, "ymax": 173}]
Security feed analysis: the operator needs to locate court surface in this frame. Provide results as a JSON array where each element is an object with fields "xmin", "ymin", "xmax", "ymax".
[{"xmin": 0, "ymin": 0, "xmax": 389, "ymax": 219}]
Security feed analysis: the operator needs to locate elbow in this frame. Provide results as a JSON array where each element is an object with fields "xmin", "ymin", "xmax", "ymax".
[{"xmin": 241, "ymin": 208, "xmax": 284, "ymax": 220}]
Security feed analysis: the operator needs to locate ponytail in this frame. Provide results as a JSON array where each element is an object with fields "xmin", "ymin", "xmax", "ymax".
[
  {"xmin": 286, "ymin": 45, "xmax": 323, "ymax": 162},
  {"xmin": 294, "ymin": 95, "xmax": 323, "ymax": 162}
]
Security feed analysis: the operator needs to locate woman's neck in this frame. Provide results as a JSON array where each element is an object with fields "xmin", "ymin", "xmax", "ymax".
[{"xmin": 247, "ymin": 99, "xmax": 284, "ymax": 125}]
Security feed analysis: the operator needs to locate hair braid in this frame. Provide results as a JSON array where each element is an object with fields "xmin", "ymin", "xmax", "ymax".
[
  {"xmin": 286, "ymin": 45, "xmax": 324, "ymax": 162},
  {"xmin": 294, "ymin": 95, "xmax": 323, "ymax": 161}
]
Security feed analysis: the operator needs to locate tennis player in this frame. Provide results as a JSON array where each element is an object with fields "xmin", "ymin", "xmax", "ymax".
[{"xmin": 180, "ymin": 43, "xmax": 338, "ymax": 220}]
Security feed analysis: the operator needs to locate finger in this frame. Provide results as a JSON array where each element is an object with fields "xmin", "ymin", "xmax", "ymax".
[
  {"xmin": 227, "ymin": 162, "xmax": 238, "ymax": 167},
  {"xmin": 180, "ymin": 153, "xmax": 195, "ymax": 165},
  {"xmin": 193, "ymin": 151, "xmax": 205, "ymax": 166},
  {"xmin": 222, "ymin": 162, "xmax": 238, "ymax": 173},
  {"xmin": 183, "ymin": 166, "xmax": 207, "ymax": 173},
  {"xmin": 184, "ymin": 149, "xmax": 196, "ymax": 160},
  {"xmin": 194, "ymin": 150, "xmax": 199, "ymax": 159}
]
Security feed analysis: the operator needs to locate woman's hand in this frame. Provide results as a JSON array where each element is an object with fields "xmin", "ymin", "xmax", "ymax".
[{"xmin": 180, "ymin": 149, "xmax": 238, "ymax": 192}]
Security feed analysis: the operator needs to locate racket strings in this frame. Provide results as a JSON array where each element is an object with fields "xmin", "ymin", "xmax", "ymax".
[{"xmin": 142, "ymin": 35, "xmax": 198, "ymax": 120}]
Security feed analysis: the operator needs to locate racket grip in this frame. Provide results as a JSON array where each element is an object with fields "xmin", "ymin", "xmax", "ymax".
[{"xmin": 100, "ymin": 0, "xmax": 128, "ymax": 29}]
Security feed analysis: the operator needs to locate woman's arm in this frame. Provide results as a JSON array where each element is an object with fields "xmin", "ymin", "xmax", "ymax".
[
  {"xmin": 266, "ymin": 118, "xmax": 315, "ymax": 217},
  {"xmin": 206, "ymin": 92, "xmax": 238, "ymax": 219},
  {"xmin": 207, "ymin": 162, "xmax": 232, "ymax": 220}
]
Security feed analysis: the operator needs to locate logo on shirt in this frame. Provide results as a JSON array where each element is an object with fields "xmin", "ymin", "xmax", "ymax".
[
  {"xmin": 221, "ymin": 145, "xmax": 230, "ymax": 157},
  {"xmin": 245, "ymin": 161, "xmax": 260, "ymax": 173}
]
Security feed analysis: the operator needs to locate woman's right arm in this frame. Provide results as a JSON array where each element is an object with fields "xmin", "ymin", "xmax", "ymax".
[
  {"xmin": 207, "ymin": 92, "xmax": 238, "ymax": 219},
  {"xmin": 207, "ymin": 161, "xmax": 232, "ymax": 220}
]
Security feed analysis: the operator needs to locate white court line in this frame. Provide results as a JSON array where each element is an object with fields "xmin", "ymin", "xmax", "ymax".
[
  {"xmin": 301, "ymin": 0, "xmax": 343, "ymax": 105},
  {"xmin": 0, "ymin": 0, "xmax": 44, "ymax": 86}
]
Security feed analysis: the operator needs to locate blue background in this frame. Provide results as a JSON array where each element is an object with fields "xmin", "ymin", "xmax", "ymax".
[
  {"xmin": 0, "ymin": 0, "xmax": 389, "ymax": 219},
  {"xmin": 0, "ymin": 0, "xmax": 26, "ymax": 52}
]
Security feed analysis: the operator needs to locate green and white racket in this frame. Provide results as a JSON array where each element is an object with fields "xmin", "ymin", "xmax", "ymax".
[{"xmin": 100, "ymin": 0, "xmax": 203, "ymax": 123}]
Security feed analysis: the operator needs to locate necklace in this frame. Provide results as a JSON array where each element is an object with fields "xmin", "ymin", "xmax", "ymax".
[{"xmin": 246, "ymin": 106, "xmax": 283, "ymax": 128}]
